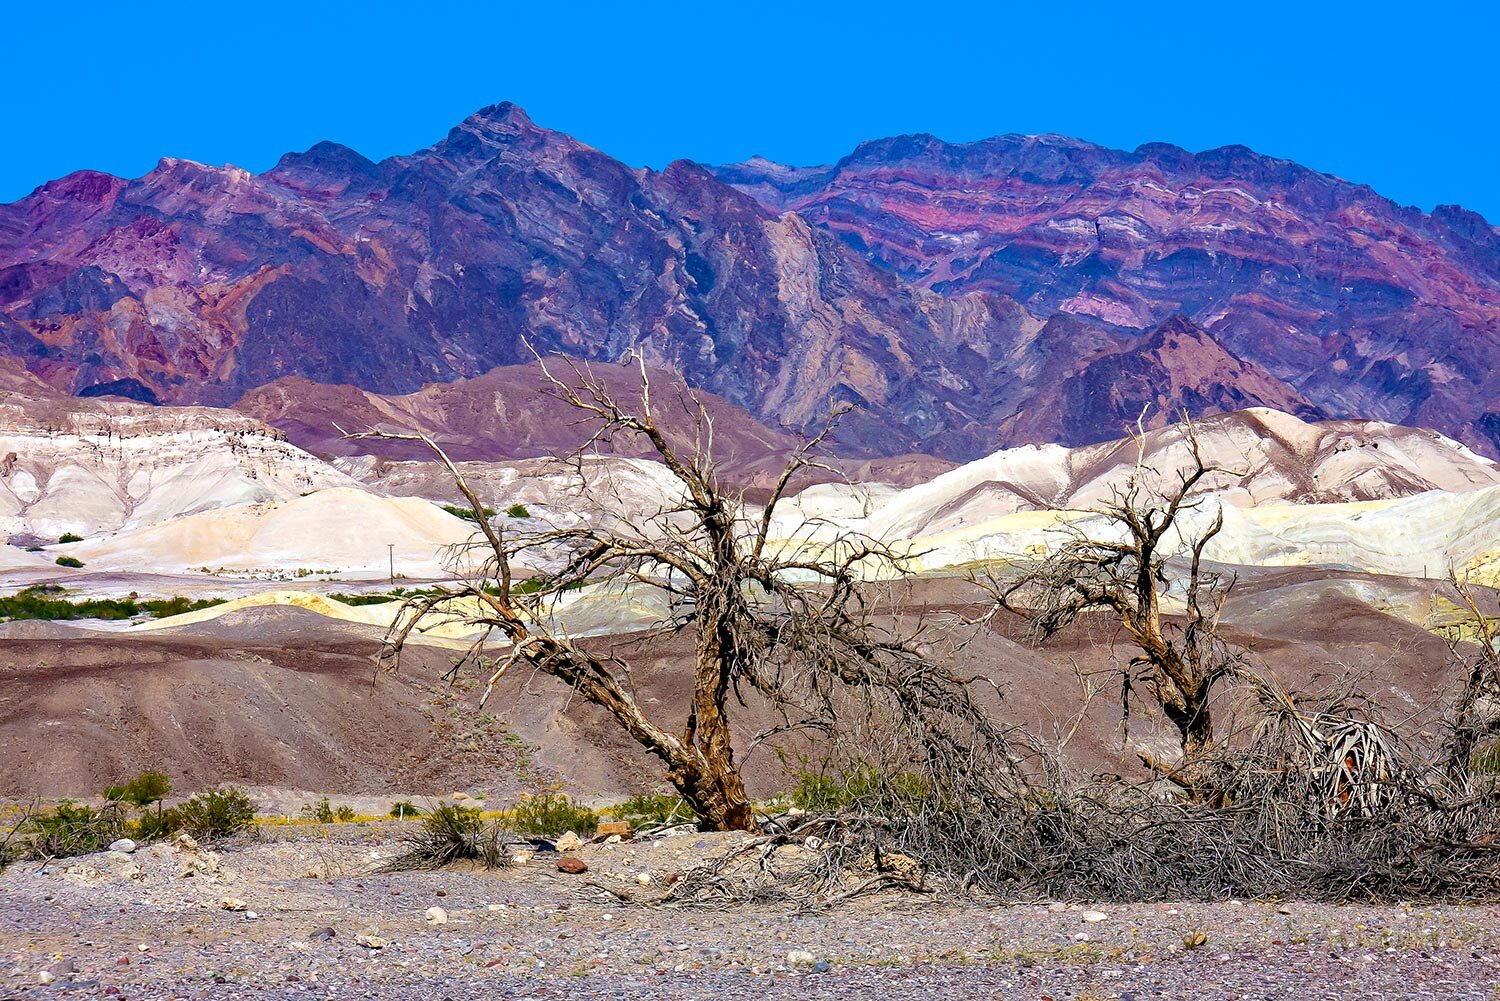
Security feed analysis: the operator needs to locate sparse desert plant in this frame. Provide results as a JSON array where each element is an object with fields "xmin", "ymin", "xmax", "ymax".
[
  {"xmin": 57, "ymin": 532, "xmax": 83, "ymax": 544},
  {"xmin": 387, "ymin": 803, "xmax": 505, "ymax": 870},
  {"xmin": 170, "ymin": 787, "xmax": 255, "ymax": 840},
  {"xmin": 389, "ymin": 800, "xmax": 426, "ymax": 819},
  {"xmin": 505, "ymin": 503, "xmax": 530, "ymax": 518},
  {"xmin": 506, "ymin": 791, "xmax": 597, "ymax": 837},
  {"xmin": 0, "ymin": 589, "xmax": 224, "ymax": 623},
  {"xmin": 54, "ymin": 555, "xmax": 84, "ymax": 569},
  {"xmin": 104, "ymin": 769, "xmax": 172, "ymax": 807}
]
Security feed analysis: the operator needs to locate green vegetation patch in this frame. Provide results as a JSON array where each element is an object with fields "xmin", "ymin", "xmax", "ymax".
[{"xmin": 0, "ymin": 587, "xmax": 225, "ymax": 622}]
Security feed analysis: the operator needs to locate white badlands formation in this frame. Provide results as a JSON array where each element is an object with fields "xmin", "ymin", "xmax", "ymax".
[
  {"xmin": 2, "ymin": 398, "xmax": 1497, "ymax": 589},
  {"xmin": 0, "ymin": 397, "xmax": 358, "ymax": 539}
]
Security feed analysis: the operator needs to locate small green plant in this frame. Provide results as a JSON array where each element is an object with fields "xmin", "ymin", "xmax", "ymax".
[
  {"xmin": 389, "ymin": 800, "xmax": 426, "ymax": 818},
  {"xmin": 54, "ymin": 555, "xmax": 84, "ymax": 569},
  {"xmin": 104, "ymin": 770, "xmax": 172, "ymax": 807},
  {"xmin": 57, "ymin": 533, "xmax": 83, "ymax": 544},
  {"xmin": 506, "ymin": 792, "xmax": 598, "ymax": 838},
  {"xmin": 300, "ymin": 797, "xmax": 357, "ymax": 823},
  {"xmin": 170, "ymin": 787, "xmax": 255, "ymax": 840},
  {"xmin": 440, "ymin": 503, "xmax": 499, "ymax": 523},
  {"xmin": 506, "ymin": 503, "xmax": 531, "ymax": 519}
]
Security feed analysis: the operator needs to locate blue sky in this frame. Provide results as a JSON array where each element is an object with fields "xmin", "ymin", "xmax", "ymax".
[{"xmin": 5, "ymin": 0, "xmax": 1497, "ymax": 217}]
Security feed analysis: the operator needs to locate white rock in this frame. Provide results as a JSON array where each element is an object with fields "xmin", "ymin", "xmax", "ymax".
[
  {"xmin": 244, "ymin": 912, "xmax": 259, "ymax": 920},
  {"xmin": 786, "ymin": 949, "xmax": 816, "ymax": 967},
  {"xmin": 356, "ymin": 932, "xmax": 388, "ymax": 949},
  {"xmin": 635, "ymin": 872, "xmax": 653, "ymax": 886},
  {"xmin": 555, "ymin": 831, "xmax": 584, "ymax": 852},
  {"xmin": 424, "ymin": 906, "xmax": 448, "ymax": 925},
  {"xmin": 604, "ymin": 834, "xmax": 623, "ymax": 845},
  {"xmin": 37, "ymin": 970, "xmax": 56, "ymax": 985},
  {"xmin": 1080, "ymin": 909, "xmax": 1108, "ymax": 923},
  {"xmin": 109, "ymin": 839, "xmax": 137, "ymax": 854},
  {"xmin": 511, "ymin": 851, "xmax": 533, "ymax": 865},
  {"xmin": 219, "ymin": 897, "xmax": 248, "ymax": 912}
]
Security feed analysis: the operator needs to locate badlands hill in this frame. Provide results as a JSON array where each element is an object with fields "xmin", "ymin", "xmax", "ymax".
[{"xmin": 5, "ymin": 386, "xmax": 1496, "ymax": 586}]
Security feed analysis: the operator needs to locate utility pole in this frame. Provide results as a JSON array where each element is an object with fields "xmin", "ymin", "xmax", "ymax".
[{"xmin": 388, "ymin": 543, "xmax": 395, "ymax": 585}]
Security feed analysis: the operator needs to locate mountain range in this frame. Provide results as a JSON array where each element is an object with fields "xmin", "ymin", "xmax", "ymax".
[{"xmin": 2, "ymin": 103, "xmax": 1497, "ymax": 459}]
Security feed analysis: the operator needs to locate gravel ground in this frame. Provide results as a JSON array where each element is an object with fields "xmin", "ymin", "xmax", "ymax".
[{"xmin": 2, "ymin": 830, "xmax": 1499, "ymax": 1000}]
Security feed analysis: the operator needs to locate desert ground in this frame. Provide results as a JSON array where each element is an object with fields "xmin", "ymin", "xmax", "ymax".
[{"xmin": 3, "ymin": 825, "xmax": 1500, "ymax": 1000}]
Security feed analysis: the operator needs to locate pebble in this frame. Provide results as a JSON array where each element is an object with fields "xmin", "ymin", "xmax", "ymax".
[
  {"xmin": 635, "ymin": 872, "xmax": 653, "ymax": 886},
  {"xmin": 425, "ymin": 906, "xmax": 448, "ymax": 925},
  {"xmin": 787, "ymin": 949, "xmax": 816, "ymax": 967},
  {"xmin": 356, "ymin": 932, "xmax": 388, "ymax": 950},
  {"xmin": 219, "ymin": 897, "xmax": 248, "ymax": 912},
  {"xmin": 1081, "ymin": 909, "xmax": 1108, "ymax": 923},
  {"xmin": 108, "ymin": 839, "xmax": 137, "ymax": 854}
]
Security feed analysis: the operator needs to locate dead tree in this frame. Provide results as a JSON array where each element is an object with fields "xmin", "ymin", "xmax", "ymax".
[
  {"xmin": 984, "ymin": 414, "xmax": 1245, "ymax": 795},
  {"xmin": 345, "ymin": 353, "xmax": 988, "ymax": 832},
  {"xmin": 1440, "ymin": 574, "xmax": 1500, "ymax": 791}
]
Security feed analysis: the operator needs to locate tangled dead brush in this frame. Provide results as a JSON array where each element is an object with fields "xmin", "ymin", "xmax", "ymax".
[{"xmin": 660, "ymin": 816, "xmax": 929, "ymax": 909}]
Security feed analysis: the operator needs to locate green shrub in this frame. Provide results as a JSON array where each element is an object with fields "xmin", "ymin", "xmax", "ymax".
[
  {"xmin": 506, "ymin": 503, "xmax": 531, "ymax": 519},
  {"xmin": 389, "ymin": 800, "xmax": 426, "ymax": 818},
  {"xmin": 104, "ymin": 770, "xmax": 172, "ymax": 807},
  {"xmin": 507, "ymin": 792, "xmax": 598, "ymax": 838},
  {"xmin": 132, "ymin": 807, "xmax": 176, "ymax": 842},
  {"xmin": 17, "ymin": 802, "xmax": 129, "ymax": 859},
  {"xmin": 789, "ymin": 761, "xmax": 930, "ymax": 813},
  {"xmin": 57, "ymin": 533, "xmax": 83, "ymax": 544},
  {"xmin": 170, "ymin": 788, "xmax": 255, "ymax": 840},
  {"xmin": 54, "ymin": 556, "xmax": 84, "ymax": 569},
  {"xmin": 440, "ymin": 503, "xmax": 499, "ymax": 523},
  {"xmin": 300, "ymin": 797, "xmax": 357, "ymax": 823}
]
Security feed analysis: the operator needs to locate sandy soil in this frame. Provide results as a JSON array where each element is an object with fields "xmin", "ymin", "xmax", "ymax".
[{"xmin": 1, "ymin": 829, "xmax": 1497, "ymax": 1000}]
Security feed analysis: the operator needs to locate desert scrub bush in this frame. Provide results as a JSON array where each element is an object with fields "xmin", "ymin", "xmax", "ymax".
[
  {"xmin": 608, "ymin": 792, "xmax": 696, "ymax": 828},
  {"xmin": 104, "ymin": 769, "xmax": 172, "ymax": 807},
  {"xmin": 440, "ymin": 503, "xmax": 499, "ymax": 523},
  {"xmin": 57, "ymin": 533, "xmax": 83, "ymax": 544},
  {"xmin": 54, "ymin": 556, "xmax": 84, "ymax": 569},
  {"xmin": 16, "ymin": 802, "xmax": 129, "ymax": 859},
  {"xmin": 300, "ymin": 797, "xmax": 357, "ymax": 823},
  {"xmin": 170, "ymin": 787, "xmax": 255, "ymax": 840},
  {"xmin": 388, "ymin": 803, "xmax": 505, "ymax": 870},
  {"xmin": 505, "ymin": 503, "xmax": 530, "ymax": 518},
  {"xmin": 389, "ymin": 800, "xmax": 426, "ymax": 818},
  {"xmin": 506, "ymin": 792, "xmax": 598, "ymax": 838}
]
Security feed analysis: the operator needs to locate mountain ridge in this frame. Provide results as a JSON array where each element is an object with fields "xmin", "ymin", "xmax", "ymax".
[{"xmin": 2, "ymin": 104, "xmax": 1498, "ymax": 459}]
